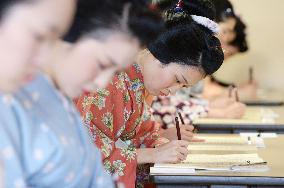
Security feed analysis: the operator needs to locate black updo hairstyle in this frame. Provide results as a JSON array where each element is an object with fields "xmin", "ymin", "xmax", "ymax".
[
  {"xmin": 148, "ymin": 0, "xmax": 224, "ymax": 76},
  {"xmin": 211, "ymin": 0, "xmax": 235, "ymax": 22},
  {"xmin": 151, "ymin": 0, "xmax": 175, "ymax": 12},
  {"xmin": 0, "ymin": 0, "xmax": 26, "ymax": 21},
  {"xmin": 64, "ymin": 0, "xmax": 164, "ymax": 46},
  {"xmin": 230, "ymin": 15, "xmax": 248, "ymax": 53},
  {"xmin": 211, "ymin": 0, "xmax": 248, "ymax": 52}
]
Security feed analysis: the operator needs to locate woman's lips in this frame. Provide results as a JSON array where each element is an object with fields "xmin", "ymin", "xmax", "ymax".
[
  {"xmin": 24, "ymin": 73, "xmax": 35, "ymax": 82},
  {"xmin": 159, "ymin": 91, "xmax": 169, "ymax": 96},
  {"xmin": 83, "ymin": 89, "xmax": 90, "ymax": 95}
]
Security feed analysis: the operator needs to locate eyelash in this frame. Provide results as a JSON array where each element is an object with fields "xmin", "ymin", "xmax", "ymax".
[
  {"xmin": 98, "ymin": 61, "xmax": 108, "ymax": 70},
  {"xmin": 176, "ymin": 77, "xmax": 181, "ymax": 84},
  {"xmin": 34, "ymin": 33, "xmax": 45, "ymax": 42},
  {"xmin": 176, "ymin": 77, "xmax": 187, "ymax": 88}
]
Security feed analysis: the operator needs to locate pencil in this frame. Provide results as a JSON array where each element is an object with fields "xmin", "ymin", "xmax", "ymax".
[
  {"xmin": 178, "ymin": 111, "xmax": 185, "ymax": 125},
  {"xmin": 249, "ymin": 66, "xmax": 254, "ymax": 84},
  {"xmin": 235, "ymin": 88, "xmax": 239, "ymax": 102},
  {"xmin": 175, "ymin": 117, "xmax": 181, "ymax": 140},
  {"xmin": 178, "ymin": 111, "xmax": 198, "ymax": 133}
]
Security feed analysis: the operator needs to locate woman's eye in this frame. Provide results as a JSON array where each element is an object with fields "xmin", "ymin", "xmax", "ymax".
[
  {"xmin": 34, "ymin": 33, "xmax": 45, "ymax": 42},
  {"xmin": 98, "ymin": 62, "xmax": 107, "ymax": 70},
  {"xmin": 176, "ymin": 78, "xmax": 181, "ymax": 84}
]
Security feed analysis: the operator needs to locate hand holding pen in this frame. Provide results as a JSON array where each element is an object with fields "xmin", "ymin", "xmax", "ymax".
[{"xmin": 175, "ymin": 111, "xmax": 204, "ymax": 142}]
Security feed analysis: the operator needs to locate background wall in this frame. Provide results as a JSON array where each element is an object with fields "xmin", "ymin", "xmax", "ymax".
[{"xmin": 214, "ymin": 0, "xmax": 284, "ymax": 92}]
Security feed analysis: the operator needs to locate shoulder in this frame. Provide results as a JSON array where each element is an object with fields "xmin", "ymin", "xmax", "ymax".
[{"xmin": 0, "ymin": 94, "xmax": 31, "ymax": 150}]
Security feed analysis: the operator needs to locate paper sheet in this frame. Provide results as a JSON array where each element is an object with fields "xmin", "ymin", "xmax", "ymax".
[
  {"xmin": 154, "ymin": 153, "xmax": 266, "ymax": 169},
  {"xmin": 183, "ymin": 153, "xmax": 264, "ymax": 164},
  {"xmin": 193, "ymin": 108, "xmax": 276, "ymax": 125},
  {"xmin": 240, "ymin": 132, "xmax": 278, "ymax": 138},
  {"xmin": 151, "ymin": 153, "xmax": 268, "ymax": 174},
  {"xmin": 193, "ymin": 136, "xmax": 248, "ymax": 145},
  {"xmin": 150, "ymin": 167, "xmax": 195, "ymax": 174},
  {"xmin": 187, "ymin": 145, "xmax": 257, "ymax": 154}
]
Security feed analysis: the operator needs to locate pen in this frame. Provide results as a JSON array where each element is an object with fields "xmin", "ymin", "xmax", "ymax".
[
  {"xmin": 178, "ymin": 111, "xmax": 197, "ymax": 133},
  {"xmin": 235, "ymin": 88, "xmax": 239, "ymax": 102},
  {"xmin": 175, "ymin": 117, "xmax": 181, "ymax": 140},
  {"xmin": 249, "ymin": 66, "xmax": 254, "ymax": 84},
  {"xmin": 178, "ymin": 111, "xmax": 185, "ymax": 125}
]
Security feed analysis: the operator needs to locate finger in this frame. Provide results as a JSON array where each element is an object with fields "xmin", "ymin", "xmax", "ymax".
[
  {"xmin": 184, "ymin": 124, "xmax": 195, "ymax": 131},
  {"xmin": 177, "ymin": 147, "xmax": 189, "ymax": 156},
  {"xmin": 181, "ymin": 132, "xmax": 195, "ymax": 141},
  {"xmin": 181, "ymin": 130, "xmax": 194, "ymax": 138},
  {"xmin": 177, "ymin": 140, "xmax": 190, "ymax": 147},
  {"xmin": 169, "ymin": 152, "xmax": 182, "ymax": 164},
  {"xmin": 228, "ymin": 98, "xmax": 235, "ymax": 105},
  {"xmin": 190, "ymin": 137, "xmax": 205, "ymax": 142},
  {"xmin": 230, "ymin": 88, "xmax": 238, "ymax": 101},
  {"xmin": 177, "ymin": 153, "xmax": 187, "ymax": 162},
  {"xmin": 181, "ymin": 135, "xmax": 194, "ymax": 142}
]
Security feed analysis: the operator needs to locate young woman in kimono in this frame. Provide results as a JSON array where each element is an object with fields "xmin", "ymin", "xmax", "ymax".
[
  {"xmin": 0, "ymin": 0, "xmax": 163, "ymax": 187},
  {"xmin": 202, "ymin": 0, "xmax": 255, "ymax": 101},
  {"xmin": 0, "ymin": 0, "xmax": 75, "ymax": 187},
  {"xmin": 75, "ymin": 0, "xmax": 225, "ymax": 187},
  {"xmin": 152, "ymin": 0, "xmax": 249, "ymax": 127}
]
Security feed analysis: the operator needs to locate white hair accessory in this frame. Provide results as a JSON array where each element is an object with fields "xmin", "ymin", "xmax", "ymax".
[{"xmin": 191, "ymin": 15, "xmax": 219, "ymax": 34}]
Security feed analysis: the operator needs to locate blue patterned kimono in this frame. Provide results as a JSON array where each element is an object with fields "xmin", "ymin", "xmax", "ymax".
[{"xmin": 0, "ymin": 73, "xmax": 115, "ymax": 188}]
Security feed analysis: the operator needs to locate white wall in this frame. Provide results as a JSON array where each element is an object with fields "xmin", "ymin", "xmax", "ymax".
[{"xmin": 214, "ymin": 0, "xmax": 284, "ymax": 92}]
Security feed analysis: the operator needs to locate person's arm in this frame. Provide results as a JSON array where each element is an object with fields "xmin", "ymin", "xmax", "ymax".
[
  {"xmin": 0, "ymin": 98, "xmax": 27, "ymax": 188},
  {"xmin": 202, "ymin": 77, "xmax": 228, "ymax": 100},
  {"xmin": 137, "ymin": 140, "xmax": 190, "ymax": 164},
  {"xmin": 207, "ymin": 102, "xmax": 246, "ymax": 119}
]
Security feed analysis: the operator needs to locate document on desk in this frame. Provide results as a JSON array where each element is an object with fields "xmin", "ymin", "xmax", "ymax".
[
  {"xmin": 183, "ymin": 153, "xmax": 264, "ymax": 165},
  {"xmin": 192, "ymin": 135, "xmax": 265, "ymax": 148},
  {"xmin": 193, "ymin": 108, "xmax": 276, "ymax": 125},
  {"xmin": 151, "ymin": 153, "xmax": 268, "ymax": 175},
  {"xmin": 240, "ymin": 132, "xmax": 278, "ymax": 138},
  {"xmin": 193, "ymin": 135, "xmax": 248, "ymax": 145},
  {"xmin": 187, "ymin": 144, "xmax": 257, "ymax": 154}
]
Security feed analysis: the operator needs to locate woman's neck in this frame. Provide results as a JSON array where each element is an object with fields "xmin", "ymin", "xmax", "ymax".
[
  {"xmin": 43, "ymin": 41, "xmax": 70, "ymax": 91},
  {"xmin": 136, "ymin": 49, "xmax": 155, "ymax": 98},
  {"xmin": 136, "ymin": 49, "xmax": 150, "ymax": 76}
]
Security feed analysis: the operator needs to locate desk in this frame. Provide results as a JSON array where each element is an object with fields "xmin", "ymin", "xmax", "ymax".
[
  {"xmin": 194, "ymin": 107, "xmax": 284, "ymax": 134},
  {"xmin": 241, "ymin": 90, "xmax": 284, "ymax": 107},
  {"xmin": 151, "ymin": 135, "xmax": 284, "ymax": 188}
]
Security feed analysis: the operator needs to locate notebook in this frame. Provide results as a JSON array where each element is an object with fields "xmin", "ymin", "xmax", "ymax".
[{"xmin": 151, "ymin": 153, "xmax": 268, "ymax": 175}]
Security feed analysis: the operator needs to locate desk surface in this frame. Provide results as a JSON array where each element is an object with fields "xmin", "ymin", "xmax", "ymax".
[
  {"xmin": 151, "ymin": 135, "xmax": 284, "ymax": 186},
  {"xmin": 194, "ymin": 107, "xmax": 284, "ymax": 133},
  {"xmin": 241, "ymin": 90, "xmax": 284, "ymax": 106}
]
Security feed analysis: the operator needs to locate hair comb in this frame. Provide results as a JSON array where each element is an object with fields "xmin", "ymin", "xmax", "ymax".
[{"xmin": 174, "ymin": 0, "xmax": 184, "ymax": 12}]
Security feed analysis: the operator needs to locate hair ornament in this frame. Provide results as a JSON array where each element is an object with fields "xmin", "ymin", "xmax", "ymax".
[
  {"xmin": 174, "ymin": 0, "xmax": 184, "ymax": 13},
  {"xmin": 226, "ymin": 8, "xmax": 232, "ymax": 13},
  {"xmin": 191, "ymin": 15, "xmax": 219, "ymax": 34}
]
